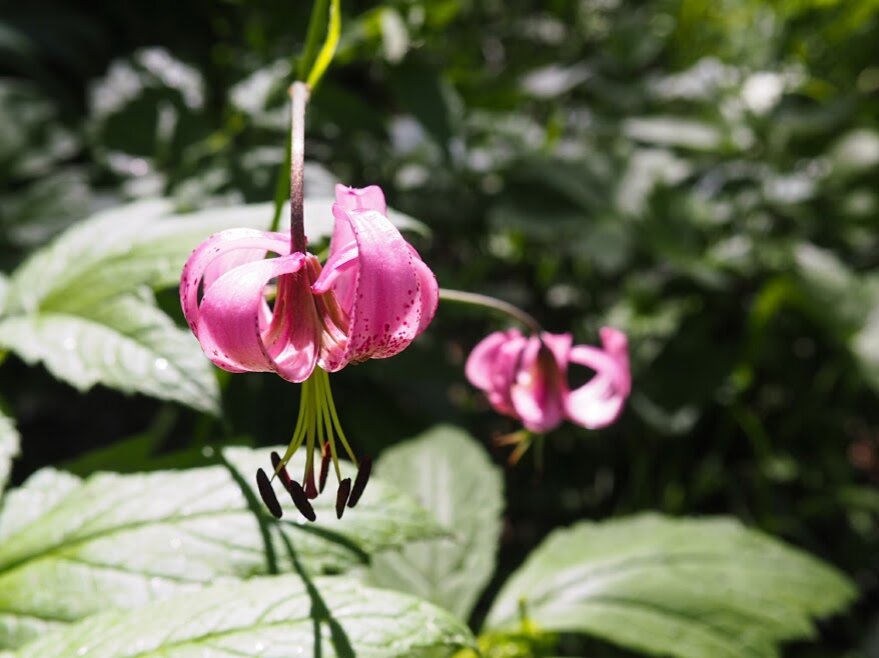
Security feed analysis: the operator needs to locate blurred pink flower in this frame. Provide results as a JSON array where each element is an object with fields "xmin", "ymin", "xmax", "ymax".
[
  {"xmin": 466, "ymin": 327, "xmax": 630, "ymax": 433},
  {"xmin": 180, "ymin": 184, "xmax": 438, "ymax": 383}
]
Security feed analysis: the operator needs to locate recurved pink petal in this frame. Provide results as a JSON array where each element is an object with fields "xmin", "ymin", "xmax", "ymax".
[
  {"xmin": 311, "ymin": 240, "xmax": 358, "ymax": 310},
  {"xmin": 319, "ymin": 204, "xmax": 437, "ymax": 370},
  {"xmin": 335, "ymin": 184, "xmax": 387, "ymax": 214},
  {"xmin": 196, "ymin": 253, "xmax": 317, "ymax": 381},
  {"xmin": 465, "ymin": 330, "xmax": 514, "ymax": 391},
  {"xmin": 180, "ymin": 228, "xmax": 289, "ymax": 336},
  {"xmin": 510, "ymin": 334, "xmax": 570, "ymax": 433},
  {"xmin": 410, "ymin": 245, "xmax": 439, "ymax": 335},
  {"xmin": 564, "ymin": 328, "xmax": 630, "ymax": 429}
]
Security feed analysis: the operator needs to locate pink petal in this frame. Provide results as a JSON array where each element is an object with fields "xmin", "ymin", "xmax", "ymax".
[
  {"xmin": 180, "ymin": 228, "xmax": 289, "ymax": 336},
  {"xmin": 334, "ymin": 184, "xmax": 387, "ymax": 214},
  {"xmin": 311, "ymin": 240, "xmax": 358, "ymax": 312},
  {"xmin": 196, "ymin": 253, "xmax": 320, "ymax": 382},
  {"xmin": 564, "ymin": 328, "xmax": 630, "ymax": 429},
  {"xmin": 410, "ymin": 245, "xmax": 439, "ymax": 335},
  {"xmin": 510, "ymin": 334, "xmax": 570, "ymax": 433},
  {"xmin": 320, "ymin": 204, "xmax": 437, "ymax": 370},
  {"xmin": 465, "ymin": 330, "xmax": 515, "ymax": 391}
]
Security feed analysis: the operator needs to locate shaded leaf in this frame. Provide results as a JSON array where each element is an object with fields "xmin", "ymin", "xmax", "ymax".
[
  {"xmin": 369, "ymin": 426, "xmax": 504, "ymax": 620},
  {"xmin": 485, "ymin": 514, "xmax": 856, "ymax": 658},
  {"xmin": 0, "ymin": 445, "xmax": 444, "ymax": 650},
  {"xmin": 9, "ymin": 575, "xmax": 473, "ymax": 658}
]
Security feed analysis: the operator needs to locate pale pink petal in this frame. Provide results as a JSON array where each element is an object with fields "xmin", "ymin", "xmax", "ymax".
[
  {"xmin": 196, "ymin": 253, "xmax": 318, "ymax": 381},
  {"xmin": 319, "ymin": 186, "xmax": 388, "ymax": 311},
  {"xmin": 485, "ymin": 332, "xmax": 528, "ymax": 416},
  {"xmin": 510, "ymin": 334, "xmax": 570, "ymax": 433},
  {"xmin": 334, "ymin": 184, "xmax": 387, "ymax": 213},
  {"xmin": 261, "ymin": 256, "xmax": 324, "ymax": 382},
  {"xmin": 410, "ymin": 245, "xmax": 439, "ymax": 335},
  {"xmin": 564, "ymin": 328, "xmax": 630, "ymax": 429},
  {"xmin": 465, "ymin": 330, "xmax": 516, "ymax": 391},
  {"xmin": 321, "ymin": 204, "xmax": 436, "ymax": 370},
  {"xmin": 180, "ymin": 228, "xmax": 289, "ymax": 336},
  {"xmin": 311, "ymin": 241, "xmax": 358, "ymax": 296}
]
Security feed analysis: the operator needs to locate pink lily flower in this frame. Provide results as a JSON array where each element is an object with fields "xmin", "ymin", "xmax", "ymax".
[
  {"xmin": 181, "ymin": 184, "xmax": 437, "ymax": 381},
  {"xmin": 180, "ymin": 184, "xmax": 438, "ymax": 520},
  {"xmin": 466, "ymin": 327, "xmax": 630, "ymax": 434}
]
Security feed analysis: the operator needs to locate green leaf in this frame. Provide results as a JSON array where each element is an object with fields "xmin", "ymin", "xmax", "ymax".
[
  {"xmin": 369, "ymin": 426, "xmax": 504, "ymax": 621},
  {"xmin": 0, "ymin": 409, "xmax": 19, "ymax": 495},
  {"xmin": 0, "ymin": 294, "xmax": 218, "ymax": 414},
  {"xmin": 0, "ymin": 445, "xmax": 444, "ymax": 650},
  {"xmin": 8, "ymin": 575, "xmax": 474, "ymax": 658},
  {"xmin": 484, "ymin": 514, "xmax": 856, "ymax": 658}
]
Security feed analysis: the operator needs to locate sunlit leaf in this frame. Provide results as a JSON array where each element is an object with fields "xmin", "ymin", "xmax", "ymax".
[
  {"xmin": 8, "ymin": 575, "xmax": 473, "ymax": 658},
  {"xmin": 0, "ymin": 445, "xmax": 444, "ymax": 650},
  {"xmin": 0, "ymin": 294, "xmax": 217, "ymax": 414},
  {"xmin": 485, "ymin": 514, "xmax": 855, "ymax": 658},
  {"xmin": 369, "ymin": 426, "xmax": 504, "ymax": 620}
]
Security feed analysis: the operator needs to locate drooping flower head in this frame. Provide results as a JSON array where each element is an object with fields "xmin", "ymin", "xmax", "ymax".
[
  {"xmin": 466, "ymin": 327, "xmax": 630, "ymax": 436},
  {"xmin": 180, "ymin": 184, "xmax": 438, "ymax": 519}
]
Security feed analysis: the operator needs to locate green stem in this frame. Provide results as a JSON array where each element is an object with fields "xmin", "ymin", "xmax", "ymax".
[
  {"xmin": 298, "ymin": 0, "xmax": 331, "ymax": 80},
  {"xmin": 439, "ymin": 288, "xmax": 542, "ymax": 334}
]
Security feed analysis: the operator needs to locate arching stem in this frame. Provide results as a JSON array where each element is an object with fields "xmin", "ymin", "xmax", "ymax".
[{"xmin": 439, "ymin": 288, "xmax": 543, "ymax": 334}]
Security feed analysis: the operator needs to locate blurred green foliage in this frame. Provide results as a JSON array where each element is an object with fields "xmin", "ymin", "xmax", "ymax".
[{"xmin": 1, "ymin": 0, "xmax": 878, "ymax": 655}]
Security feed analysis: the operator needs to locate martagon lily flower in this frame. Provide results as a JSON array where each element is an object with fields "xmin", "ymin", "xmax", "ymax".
[
  {"xmin": 466, "ymin": 327, "xmax": 630, "ymax": 441},
  {"xmin": 180, "ymin": 183, "xmax": 438, "ymax": 519}
]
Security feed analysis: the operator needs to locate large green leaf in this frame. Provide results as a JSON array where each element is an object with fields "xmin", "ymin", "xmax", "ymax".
[
  {"xmin": 484, "ymin": 514, "xmax": 856, "ymax": 658},
  {"xmin": 369, "ymin": 425, "xmax": 504, "ymax": 621},
  {"xmin": 0, "ymin": 294, "xmax": 216, "ymax": 414},
  {"xmin": 0, "ymin": 445, "xmax": 443, "ymax": 650},
  {"xmin": 0, "ymin": 409, "xmax": 18, "ymax": 494},
  {"xmin": 8, "ymin": 575, "xmax": 473, "ymax": 658}
]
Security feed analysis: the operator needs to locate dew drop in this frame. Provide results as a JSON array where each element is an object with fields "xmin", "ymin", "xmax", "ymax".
[
  {"xmin": 63, "ymin": 336, "xmax": 77, "ymax": 351},
  {"xmin": 154, "ymin": 357, "xmax": 169, "ymax": 371},
  {"xmin": 76, "ymin": 646, "xmax": 89, "ymax": 656}
]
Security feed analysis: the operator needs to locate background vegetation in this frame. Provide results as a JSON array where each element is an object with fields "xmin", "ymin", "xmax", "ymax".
[{"xmin": 1, "ymin": 0, "xmax": 878, "ymax": 655}]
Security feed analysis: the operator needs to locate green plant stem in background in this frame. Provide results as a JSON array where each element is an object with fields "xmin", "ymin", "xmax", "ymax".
[
  {"xmin": 305, "ymin": 0, "xmax": 341, "ymax": 90},
  {"xmin": 289, "ymin": 82, "xmax": 310, "ymax": 253},
  {"xmin": 439, "ymin": 288, "xmax": 542, "ymax": 334},
  {"xmin": 269, "ymin": 0, "xmax": 341, "ymax": 234},
  {"xmin": 297, "ymin": 0, "xmax": 330, "ymax": 81}
]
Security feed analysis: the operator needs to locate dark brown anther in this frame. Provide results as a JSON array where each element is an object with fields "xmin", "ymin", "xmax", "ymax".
[
  {"xmin": 270, "ymin": 451, "xmax": 293, "ymax": 489},
  {"xmin": 287, "ymin": 479, "xmax": 317, "ymax": 522},
  {"xmin": 256, "ymin": 469, "xmax": 283, "ymax": 519},
  {"xmin": 347, "ymin": 455, "xmax": 372, "ymax": 508},
  {"xmin": 336, "ymin": 478, "xmax": 352, "ymax": 519},
  {"xmin": 319, "ymin": 442, "xmax": 331, "ymax": 494},
  {"xmin": 304, "ymin": 465, "xmax": 318, "ymax": 499}
]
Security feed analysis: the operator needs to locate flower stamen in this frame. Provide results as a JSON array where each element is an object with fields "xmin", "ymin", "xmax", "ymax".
[{"xmin": 261, "ymin": 367, "xmax": 364, "ymax": 521}]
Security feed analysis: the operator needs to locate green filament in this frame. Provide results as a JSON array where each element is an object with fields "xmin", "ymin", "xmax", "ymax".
[{"xmin": 274, "ymin": 367, "xmax": 355, "ymax": 487}]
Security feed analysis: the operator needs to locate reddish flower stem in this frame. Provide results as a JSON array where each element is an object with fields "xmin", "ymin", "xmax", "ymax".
[
  {"xmin": 289, "ymin": 81, "xmax": 310, "ymax": 254},
  {"xmin": 438, "ymin": 288, "xmax": 542, "ymax": 334}
]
